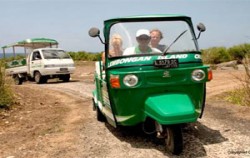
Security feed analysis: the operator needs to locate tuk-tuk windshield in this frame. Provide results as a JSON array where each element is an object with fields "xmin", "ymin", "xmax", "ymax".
[
  {"xmin": 42, "ymin": 50, "xmax": 71, "ymax": 59},
  {"xmin": 108, "ymin": 20, "xmax": 198, "ymax": 58}
]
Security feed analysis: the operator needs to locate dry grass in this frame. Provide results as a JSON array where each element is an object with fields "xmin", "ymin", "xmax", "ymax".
[
  {"xmin": 226, "ymin": 56, "xmax": 250, "ymax": 106},
  {"xmin": 0, "ymin": 60, "xmax": 14, "ymax": 107}
]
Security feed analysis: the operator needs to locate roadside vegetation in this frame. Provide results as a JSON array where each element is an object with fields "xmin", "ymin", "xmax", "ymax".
[
  {"xmin": 201, "ymin": 43, "xmax": 250, "ymax": 65},
  {"xmin": 68, "ymin": 51, "xmax": 101, "ymax": 61},
  {"xmin": 225, "ymin": 55, "xmax": 250, "ymax": 106},
  {"xmin": 0, "ymin": 59, "xmax": 14, "ymax": 108},
  {"xmin": 201, "ymin": 43, "xmax": 250, "ymax": 107}
]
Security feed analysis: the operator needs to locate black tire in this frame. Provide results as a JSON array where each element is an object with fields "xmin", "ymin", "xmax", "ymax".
[
  {"xmin": 34, "ymin": 72, "xmax": 42, "ymax": 84},
  {"xmin": 14, "ymin": 75, "xmax": 23, "ymax": 85},
  {"xmin": 41, "ymin": 76, "xmax": 48, "ymax": 84},
  {"xmin": 165, "ymin": 125, "xmax": 183, "ymax": 155},
  {"xmin": 96, "ymin": 106, "xmax": 106, "ymax": 122},
  {"xmin": 92, "ymin": 98, "xmax": 97, "ymax": 111},
  {"xmin": 62, "ymin": 74, "xmax": 70, "ymax": 82},
  {"xmin": 27, "ymin": 76, "xmax": 35, "ymax": 82}
]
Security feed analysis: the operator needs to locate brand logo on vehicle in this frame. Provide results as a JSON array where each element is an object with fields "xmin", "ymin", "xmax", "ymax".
[
  {"xmin": 108, "ymin": 56, "xmax": 152, "ymax": 67},
  {"xmin": 163, "ymin": 71, "xmax": 171, "ymax": 78},
  {"xmin": 107, "ymin": 54, "xmax": 201, "ymax": 68},
  {"xmin": 158, "ymin": 54, "xmax": 188, "ymax": 59}
]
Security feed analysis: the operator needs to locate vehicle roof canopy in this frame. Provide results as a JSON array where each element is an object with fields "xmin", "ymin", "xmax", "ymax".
[
  {"xmin": 103, "ymin": 14, "xmax": 193, "ymax": 39},
  {"xmin": 2, "ymin": 38, "xmax": 58, "ymax": 49},
  {"xmin": 1, "ymin": 38, "xmax": 59, "ymax": 58},
  {"xmin": 104, "ymin": 14, "xmax": 191, "ymax": 24}
]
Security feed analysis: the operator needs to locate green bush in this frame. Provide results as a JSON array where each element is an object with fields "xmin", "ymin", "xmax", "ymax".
[
  {"xmin": 228, "ymin": 43, "xmax": 250, "ymax": 63},
  {"xmin": 202, "ymin": 47, "xmax": 231, "ymax": 64},
  {"xmin": 68, "ymin": 51, "xmax": 101, "ymax": 61},
  {"xmin": 199, "ymin": 43, "xmax": 250, "ymax": 106},
  {"xmin": 202, "ymin": 43, "xmax": 250, "ymax": 65},
  {"xmin": 0, "ymin": 60, "xmax": 14, "ymax": 107}
]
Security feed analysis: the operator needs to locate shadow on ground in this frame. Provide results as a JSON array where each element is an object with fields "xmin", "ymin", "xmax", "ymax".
[{"xmin": 105, "ymin": 121, "xmax": 227, "ymax": 158}]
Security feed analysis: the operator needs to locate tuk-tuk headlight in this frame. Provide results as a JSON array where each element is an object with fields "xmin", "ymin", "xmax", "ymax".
[
  {"xmin": 192, "ymin": 69, "xmax": 205, "ymax": 81},
  {"xmin": 123, "ymin": 75, "xmax": 138, "ymax": 87}
]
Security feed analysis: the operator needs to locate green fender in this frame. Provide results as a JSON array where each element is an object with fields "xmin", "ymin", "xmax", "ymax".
[{"xmin": 144, "ymin": 94, "xmax": 197, "ymax": 125}]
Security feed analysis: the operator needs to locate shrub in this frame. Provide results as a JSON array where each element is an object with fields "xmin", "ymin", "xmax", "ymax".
[
  {"xmin": 228, "ymin": 43, "xmax": 250, "ymax": 64},
  {"xmin": 0, "ymin": 60, "xmax": 14, "ymax": 107},
  {"xmin": 202, "ymin": 47, "xmax": 231, "ymax": 64},
  {"xmin": 68, "ymin": 51, "xmax": 101, "ymax": 61},
  {"xmin": 226, "ymin": 54, "xmax": 250, "ymax": 106}
]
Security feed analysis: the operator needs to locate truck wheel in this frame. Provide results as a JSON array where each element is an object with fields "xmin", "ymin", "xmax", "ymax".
[
  {"xmin": 27, "ymin": 76, "xmax": 35, "ymax": 82},
  {"xmin": 165, "ymin": 125, "xmax": 183, "ymax": 155},
  {"xmin": 14, "ymin": 75, "xmax": 23, "ymax": 85},
  {"xmin": 62, "ymin": 74, "xmax": 70, "ymax": 82},
  {"xmin": 34, "ymin": 72, "xmax": 42, "ymax": 84},
  {"xmin": 41, "ymin": 77, "xmax": 48, "ymax": 84}
]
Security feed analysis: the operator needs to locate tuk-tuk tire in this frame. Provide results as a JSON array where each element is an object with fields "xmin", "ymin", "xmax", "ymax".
[
  {"xmin": 97, "ymin": 107, "xmax": 106, "ymax": 122},
  {"xmin": 165, "ymin": 125, "xmax": 183, "ymax": 155},
  {"xmin": 92, "ymin": 98, "xmax": 97, "ymax": 111}
]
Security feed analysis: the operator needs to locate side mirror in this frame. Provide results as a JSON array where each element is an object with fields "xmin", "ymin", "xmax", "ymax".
[
  {"xmin": 88, "ymin": 27, "xmax": 105, "ymax": 44},
  {"xmin": 88, "ymin": 27, "xmax": 100, "ymax": 37},
  {"xmin": 197, "ymin": 23, "xmax": 206, "ymax": 32},
  {"xmin": 196, "ymin": 23, "xmax": 206, "ymax": 39}
]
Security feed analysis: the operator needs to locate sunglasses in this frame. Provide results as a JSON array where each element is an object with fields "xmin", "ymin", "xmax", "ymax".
[{"xmin": 137, "ymin": 36, "xmax": 151, "ymax": 41}]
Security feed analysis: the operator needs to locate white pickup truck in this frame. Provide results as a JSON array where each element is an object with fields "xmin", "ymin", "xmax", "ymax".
[{"xmin": 2, "ymin": 38, "xmax": 75, "ymax": 85}]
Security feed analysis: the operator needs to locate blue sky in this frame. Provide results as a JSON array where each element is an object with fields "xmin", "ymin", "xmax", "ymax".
[{"xmin": 0, "ymin": 0, "xmax": 250, "ymax": 53}]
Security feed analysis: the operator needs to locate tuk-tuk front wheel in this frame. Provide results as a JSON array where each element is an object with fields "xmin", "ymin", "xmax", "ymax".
[{"xmin": 165, "ymin": 125, "xmax": 183, "ymax": 155}]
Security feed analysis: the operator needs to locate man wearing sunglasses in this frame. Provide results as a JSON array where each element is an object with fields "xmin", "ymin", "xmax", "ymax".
[{"xmin": 123, "ymin": 29, "xmax": 162, "ymax": 55}]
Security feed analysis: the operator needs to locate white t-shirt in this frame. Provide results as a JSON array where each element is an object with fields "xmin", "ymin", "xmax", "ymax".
[{"xmin": 123, "ymin": 46, "xmax": 162, "ymax": 55}]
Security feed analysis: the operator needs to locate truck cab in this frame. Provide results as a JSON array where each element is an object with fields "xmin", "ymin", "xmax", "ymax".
[{"xmin": 27, "ymin": 48, "xmax": 75, "ymax": 83}]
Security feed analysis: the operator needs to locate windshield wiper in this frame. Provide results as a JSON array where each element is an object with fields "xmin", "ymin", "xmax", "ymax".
[{"xmin": 162, "ymin": 30, "xmax": 188, "ymax": 56}]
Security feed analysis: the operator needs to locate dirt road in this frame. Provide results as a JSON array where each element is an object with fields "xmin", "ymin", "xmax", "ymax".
[{"xmin": 1, "ymin": 62, "xmax": 250, "ymax": 158}]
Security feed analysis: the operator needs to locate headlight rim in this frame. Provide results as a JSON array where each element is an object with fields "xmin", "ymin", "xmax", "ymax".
[
  {"xmin": 192, "ymin": 69, "xmax": 206, "ymax": 81},
  {"xmin": 123, "ymin": 74, "xmax": 139, "ymax": 87}
]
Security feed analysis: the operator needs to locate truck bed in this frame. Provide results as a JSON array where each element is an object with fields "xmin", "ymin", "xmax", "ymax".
[
  {"xmin": 6, "ymin": 66, "xmax": 27, "ymax": 75},
  {"xmin": 5, "ymin": 58, "xmax": 28, "ymax": 75}
]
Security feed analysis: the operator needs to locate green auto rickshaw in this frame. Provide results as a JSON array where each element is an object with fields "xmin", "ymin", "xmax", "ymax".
[{"xmin": 89, "ymin": 14, "xmax": 212, "ymax": 155}]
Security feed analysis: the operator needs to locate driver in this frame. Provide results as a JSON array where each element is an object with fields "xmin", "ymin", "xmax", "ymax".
[{"xmin": 123, "ymin": 29, "xmax": 161, "ymax": 55}]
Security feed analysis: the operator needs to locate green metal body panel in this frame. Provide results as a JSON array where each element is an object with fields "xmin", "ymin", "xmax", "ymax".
[
  {"xmin": 107, "ymin": 61, "xmax": 207, "ymax": 126},
  {"xmin": 145, "ymin": 93, "xmax": 196, "ymax": 124},
  {"xmin": 98, "ymin": 52, "xmax": 209, "ymax": 126}
]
